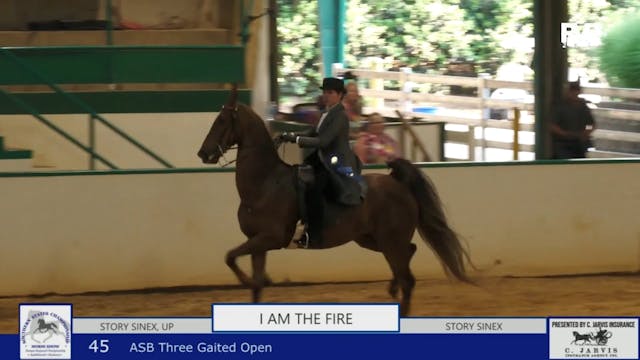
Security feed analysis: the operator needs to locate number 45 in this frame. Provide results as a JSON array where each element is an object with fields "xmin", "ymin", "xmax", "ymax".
[{"xmin": 89, "ymin": 339, "xmax": 110, "ymax": 353}]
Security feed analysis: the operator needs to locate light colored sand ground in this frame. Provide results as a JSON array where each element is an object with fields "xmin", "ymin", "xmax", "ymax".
[{"xmin": 1, "ymin": 275, "xmax": 638, "ymax": 333}]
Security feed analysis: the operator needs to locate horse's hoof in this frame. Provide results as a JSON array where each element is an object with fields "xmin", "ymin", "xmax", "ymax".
[{"xmin": 387, "ymin": 285, "xmax": 399, "ymax": 299}]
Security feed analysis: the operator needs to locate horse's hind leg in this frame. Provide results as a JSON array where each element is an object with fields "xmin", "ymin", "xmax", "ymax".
[
  {"xmin": 388, "ymin": 243, "xmax": 417, "ymax": 299},
  {"xmin": 381, "ymin": 243, "xmax": 416, "ymax": 317},
  {"xmin": 355, "ymin": 236, "xmax": 417, "ymax": 303}
]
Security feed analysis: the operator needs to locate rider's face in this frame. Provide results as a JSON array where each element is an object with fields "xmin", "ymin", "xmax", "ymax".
[{"xmin": 323, "ymin": 90, "xmax": 342, "ymax": 108}]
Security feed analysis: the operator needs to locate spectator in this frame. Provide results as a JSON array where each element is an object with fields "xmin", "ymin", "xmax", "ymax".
[
  {"xmin": 343, "ymin": 81, "xmax": 364, "ymax": 142},
  {"xmin": 354, "ymin": 113, "xmax": 401, "ymax": 164},
  {"xmin": 550, "ymin": 81, "xmax": 596, "ymax": 159}
]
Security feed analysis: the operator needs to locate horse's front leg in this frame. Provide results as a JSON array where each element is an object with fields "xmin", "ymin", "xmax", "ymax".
[
  {"xmin": 251, "ymin": 252, "xmax": 267, "ymax": 303},
  {"xmin": 225, "ymin": 241, "xmax": 256, "ymax": 287},
  {"xmin": 225, "ymin": 236, "xmax": 277, "ymax": 297}
]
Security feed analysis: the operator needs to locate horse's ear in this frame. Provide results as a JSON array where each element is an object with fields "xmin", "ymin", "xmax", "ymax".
[{"xmin": 227, "ymin": 83, "xmax": 238, "ymax": 107}]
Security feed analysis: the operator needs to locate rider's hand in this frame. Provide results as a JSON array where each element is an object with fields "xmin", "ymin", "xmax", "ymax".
[{"xmin": 280, "ymin": 132, "xmax": 298, "ymax": 143}]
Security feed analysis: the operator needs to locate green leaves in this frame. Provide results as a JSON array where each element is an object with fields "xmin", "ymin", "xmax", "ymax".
[
  {"xmin": 276, "ymin": 0, "xmax": 639, "ymax": 100},
  {"xmin": 599, "ymin": 11, "xmax": 640, "ymax": 88}
]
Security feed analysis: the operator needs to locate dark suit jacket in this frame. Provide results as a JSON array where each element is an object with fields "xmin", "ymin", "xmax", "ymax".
[{"xmin": 296, "ymin": 103, "xmax": 364, "ymax": 205}]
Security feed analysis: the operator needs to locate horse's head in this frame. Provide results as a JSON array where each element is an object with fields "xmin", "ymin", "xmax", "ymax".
[{"xmin": 198, "ymin": 85, "xmax": 240, "ymax": 164}]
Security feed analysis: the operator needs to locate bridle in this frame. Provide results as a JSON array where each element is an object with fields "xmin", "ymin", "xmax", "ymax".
[
  {"xmin": 212, "ymin": 104, "xmax": 239, "ymax": 167},
  {"xmin": 208, "ymin": 104, "xmax": 286, "ymax": 167}
]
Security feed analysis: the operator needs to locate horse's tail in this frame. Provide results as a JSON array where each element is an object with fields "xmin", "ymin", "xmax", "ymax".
[{"xmin": 388, "ymin": 158, "xmax": 473, "ymax": 284}]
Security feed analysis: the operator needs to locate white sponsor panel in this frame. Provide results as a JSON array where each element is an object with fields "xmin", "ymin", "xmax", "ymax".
[
  {"xmin": 560, "ymin": 22, "xmax": 603, "ymax": 48},
  {"xmin": 73, "ymin": 318, "xmax": 212, "ymax": 334},
  {"xmin": 400, "ymin": 318, "xmax": 547, "ymax": 334},
  {"xmin": 212, "ymin": 304, "xmax": 399, "ymax": 332},
  {"xmin": 549, "ymin": 318, "xmax": 638, "ymax": 359},
  {"xmin": 20, "ymin": 304, "xmax": 72, "ymax": 359}
]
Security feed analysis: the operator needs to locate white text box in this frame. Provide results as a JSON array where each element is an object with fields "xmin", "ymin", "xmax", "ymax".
[
  {"xmin": 73, "ymin": 318, "xmax": 212, "ymax": 334},
  {"xmin": 400, "ymin": 318, "xmax": 547, "ymax": 334},
  {"xmin": 212, "ymin": 304, "xmax": 399, "ymax": 332}
]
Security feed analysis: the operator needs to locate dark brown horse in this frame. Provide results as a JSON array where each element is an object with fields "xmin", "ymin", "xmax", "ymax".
[{"xmin": 197, "ymin": 88, "xmax": 473, "ymax": 316}]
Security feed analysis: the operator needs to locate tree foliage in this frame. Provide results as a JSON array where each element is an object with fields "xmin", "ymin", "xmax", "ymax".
[
  {"xmin": 599, "ymin": 11, "xmax": 640, "ymax": 88},
  {"xmin": 277, "ymin": 0, "xmax": 321, "ymax": 96},
  {"xmin": 566, "ymin": 0, "xmax": 640, "ymax": 85},
  {"xmin": 344, "ymin": 0, "xmax": 475, "ymax": 72},
  {"xmin": 276, "ymin": 0, "xmax": 639, "ymax": 99}
]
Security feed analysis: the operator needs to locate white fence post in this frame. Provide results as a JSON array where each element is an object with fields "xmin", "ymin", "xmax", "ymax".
[
  {"xmin": 399, "ymin": 67, "xmax": 413, "ymax": 113},
  {"xmin": 477, "ymin": 73, "xmax": 491, "ymax": 161},
  {"xmin": 370, "ymin": 57, "xmax": 385, "ymax": 109},
  {"xmin": 332, "ymin": 62, "xmax": 344, "ymax": 78}
]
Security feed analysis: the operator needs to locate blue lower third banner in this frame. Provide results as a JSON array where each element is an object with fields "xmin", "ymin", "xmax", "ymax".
[
  {"xmin": 4, "ymin": 333, "xmax": 547, "ymax": 359},
  {"xmin": 5, "ymin": 303, "xmax": 638, "ymax": 360}
]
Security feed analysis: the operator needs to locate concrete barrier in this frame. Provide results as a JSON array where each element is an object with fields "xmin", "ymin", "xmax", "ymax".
[{"xmin": 0, "ymin": 159, "xmax": 639, "ymax": 296}]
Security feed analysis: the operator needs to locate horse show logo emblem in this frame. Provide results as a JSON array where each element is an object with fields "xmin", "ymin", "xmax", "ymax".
[
  {"xmin": 549, "ymin": 318, "xmax": 638, "ymax": 359},
  {"xmin": 19, "ymin": 304, "xmax": 71, "ymax": 359}
]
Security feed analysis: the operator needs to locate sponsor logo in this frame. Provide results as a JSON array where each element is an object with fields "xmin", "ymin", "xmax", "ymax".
[
  {"xmin": 561, "ymin": 23, "xmax": 602, "ymax": 48},
  {"xmin": 19, "ymin": 304, "xmax": 71, "ymax": 359},
  {"xmin": 549, "ymin": 318, "xmax": 638, "ymax": 359}
]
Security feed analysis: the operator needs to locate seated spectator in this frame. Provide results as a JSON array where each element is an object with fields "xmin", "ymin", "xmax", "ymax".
[
  {"xmin": 354, "ymin": 113, "xmax": 401, "ymax": 164},
  {"xmin": 342, "ymin": 93, "xmax": 362, "ymax": 141}
]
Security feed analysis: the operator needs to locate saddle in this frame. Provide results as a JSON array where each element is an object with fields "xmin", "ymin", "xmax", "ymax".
[{"xmin": 292, "ymin": 164, "xmax": 361, "ymax": 249}]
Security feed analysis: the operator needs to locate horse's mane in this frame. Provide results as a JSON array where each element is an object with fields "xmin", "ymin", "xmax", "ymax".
[
  {"xmin": 235, "ymin": 103, "xmax": 292, "ymax": 167},
  {"xmin": 233, "ymin": 103, "xmax": 270, "ymax": 140}
]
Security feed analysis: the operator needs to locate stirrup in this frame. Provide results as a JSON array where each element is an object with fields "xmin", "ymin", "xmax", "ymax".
[{"xmin": 294, "ymin": 232, "xmax": 310, "ymax": 249}]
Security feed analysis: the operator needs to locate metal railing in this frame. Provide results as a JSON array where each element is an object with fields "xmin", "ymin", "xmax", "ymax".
[{"xmin": 0, "ymin": 47, "xmax": 173, "ymax": 169}]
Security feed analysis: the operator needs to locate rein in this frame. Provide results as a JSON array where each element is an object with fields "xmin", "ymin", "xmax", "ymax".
[{"xmin": 217, "ymin": 144, "xmax": 238, "ymax": 168}]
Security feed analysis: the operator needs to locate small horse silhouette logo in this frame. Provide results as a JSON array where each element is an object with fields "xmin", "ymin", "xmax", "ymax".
[
  {"xmin": 571, "ymin": 331, "xmax": 592, "ymax": 345},
  {"xmin": 36, "ymin": 319, "xmax": 59, "ymax": 334},
  {"xmin": 24, "ymin": 313, "xmax": 64, "ymax": 343}
]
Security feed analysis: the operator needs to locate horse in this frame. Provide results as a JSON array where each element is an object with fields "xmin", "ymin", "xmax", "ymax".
[
  {"xmin": 197, "ymin": 86, "xmax": 473, "ymax": 316},
  {"xmin": 571, "ymin": 331, "xmax": 592, "ymax": 345},
  {"xmin": 26, "ymin": 318, "xmax": 60, "ymax": 343},
  {"xmin": 36, "ymin": 318, "xmax": 59, "ymax": 334}
]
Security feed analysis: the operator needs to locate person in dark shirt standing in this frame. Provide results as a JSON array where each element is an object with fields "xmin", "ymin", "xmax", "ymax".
[{"xmin": 550, "ymin": 81, "xmax": 596, "ymax": 159}]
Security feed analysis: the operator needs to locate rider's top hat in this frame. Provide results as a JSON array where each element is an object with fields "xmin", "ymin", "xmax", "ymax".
[{"xmin": 319, "ymin": 77, "xmax": 346, "ymax": 93}]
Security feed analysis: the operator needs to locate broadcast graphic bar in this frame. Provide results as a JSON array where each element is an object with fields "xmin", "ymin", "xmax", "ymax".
[
  {"xmin": 212, "ymin": 304, "xmax": 400, "ymax": 332},
  {"xmin": 73, "ymin": 318, "xmax": 212, "ymax": 334},
  {"xmin": 400, "ymin": 318, "xmax": 547, "ymax": 334}
]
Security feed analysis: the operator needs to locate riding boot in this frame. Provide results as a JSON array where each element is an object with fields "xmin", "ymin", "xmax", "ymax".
[
  {"xmin": 306, "ymin": 196, "xmax": 324, "ymax": 248},
  {"xmin": 294, "ymin": 176, "xmax": 310, "ymax": 248},
  {"xmin": 294, "ymin": 165, "xmax": 314, "ymax": 248},
  {"xmin": 294, "ymin": 181, "xmax": 324, "ymax": 249},
  {"xmin": 304, "ymin": 171, "xmax": 326, "ymax": 248}
]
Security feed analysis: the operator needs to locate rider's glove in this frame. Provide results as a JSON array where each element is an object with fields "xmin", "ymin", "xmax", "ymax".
[{"xmin": 280, "ymin": 132, "xmax": 298, "ymax": 143}]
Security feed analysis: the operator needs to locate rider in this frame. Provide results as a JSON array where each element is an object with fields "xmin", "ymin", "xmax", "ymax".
[{"xmin": 280, "ymin": 77, "xmax": 364, "ymax": 248}]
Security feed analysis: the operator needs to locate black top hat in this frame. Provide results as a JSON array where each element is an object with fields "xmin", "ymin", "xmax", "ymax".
[{"xmin": 319, "ymin": 77, "xmax": 345, "ymax": 93}]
